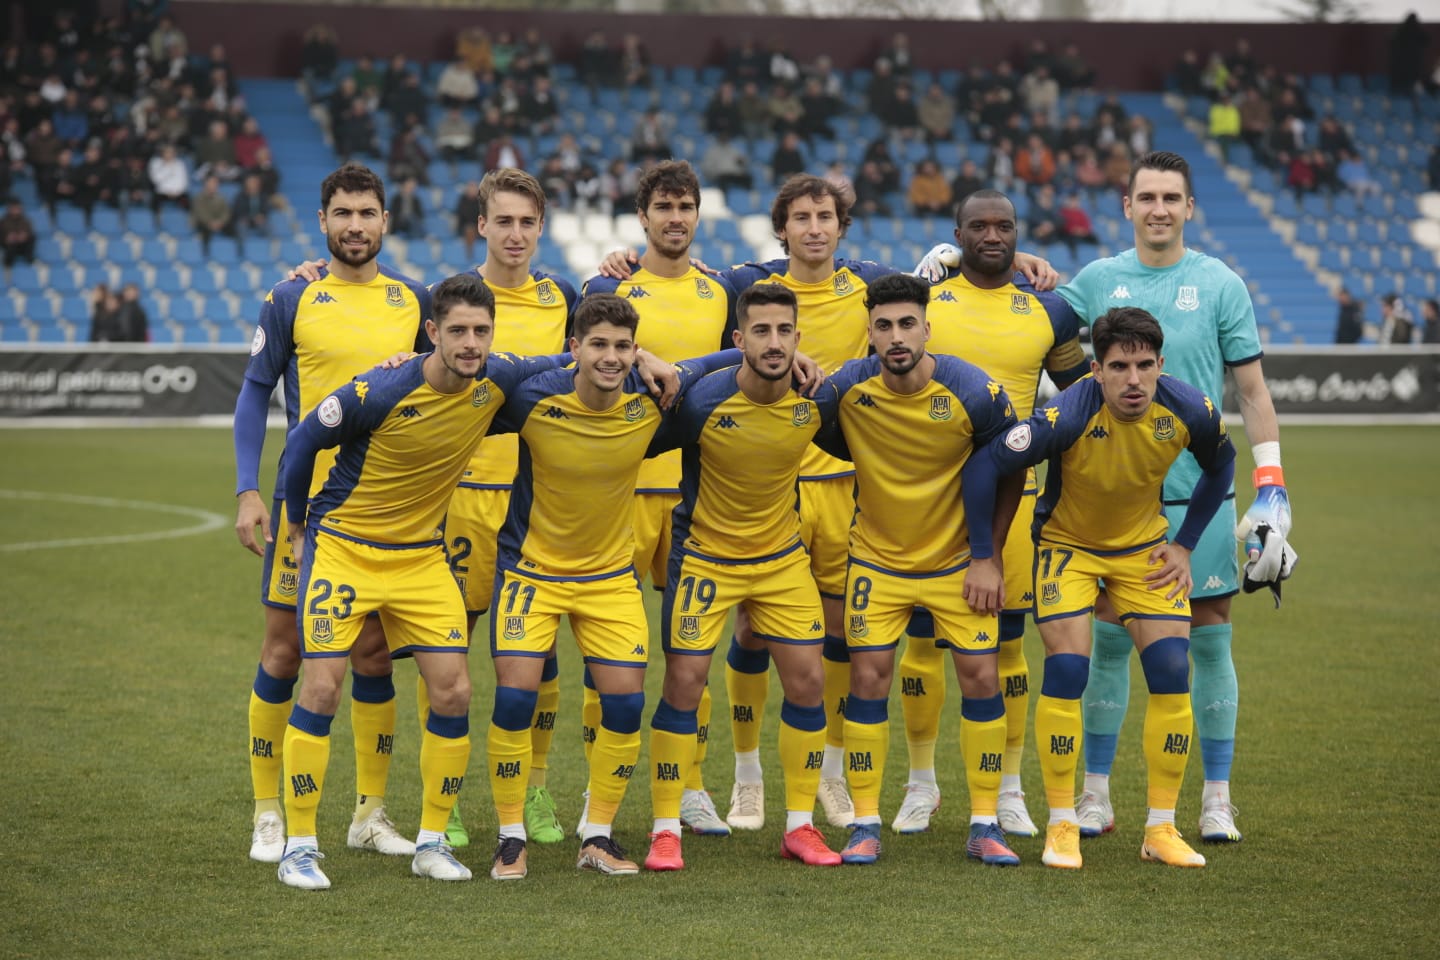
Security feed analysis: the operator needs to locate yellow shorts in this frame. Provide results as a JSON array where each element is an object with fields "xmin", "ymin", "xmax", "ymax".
[
  {"xmin": 261, "ymin": 498, "xmax": 302, "ymax": 608},
  {"xmin": 445, "ymin": 485, "xmax": 509, "ymax": 615},
  {"xmin": 632, "ymin": 492, "xmax": 679, "ymax": 590},
  {"xmin": 845, "ymin": 558, "xmax": 999, "ymax": 656},
  {"xmin": 662, "ymin": 543, "xmax": 824, "ymax": 655},
  {"xmin": 1033, "ymin": 539, "xmax": 1192, "ymax": 625},
  {"xmin": 298, "ymin": 529, "xmax": 468, "ymax": 659},
  {"xmin": 1001, "ymin": 489, "xmax": 1039, "ymax": 616},
  {"xmin": 490, "ymin": 564, "xmax": 649, "ymax": 668},
  {"xmin": 798, "ymin": 475, "xmax": 856, "ymax": 598}
]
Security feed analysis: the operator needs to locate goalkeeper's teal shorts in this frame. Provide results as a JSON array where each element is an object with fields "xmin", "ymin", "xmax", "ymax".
[{"xmin": 1162, "ymin": 496, "xmax": 1240, "ymax": 601}]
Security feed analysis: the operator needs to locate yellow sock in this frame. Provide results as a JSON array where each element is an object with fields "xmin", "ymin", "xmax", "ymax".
[
  {"xmin": 822, "ymin": 655, "xmax": 850, "ymax": 750},
  {"xmin": 726, "ymin": 659, "xmax": 769, "ymax": 755},
  {"xmin": 581, "ymin": 684, "xmax": 602, "ymax": 764},
  {"xmin": 587, "ymin": 723, "xmax": 641, "ymax": 830},
  {"xmin": 1035, "ymin": 694, "xmax": 1083, "ymax": 812},
  {"xmin": 419, "ymin": 723, "xmax": 470, "ymax": 834},
  {"xmin": 349, "ymin": 681, "xmax": 395, "ymax": 802},
  {"xmin": 1143, "ymin": 692, "xmax": 1193, "ymax": 812},
  {"xmin": 959, "ymin": 696, "xmax": 1006, "ymax": 818},
  {"xmin": 248, "ymin": 690, "xmax": 290, "ymax": 805},
  {"xmin": 778, "ymin": 701, "xmax": 826, "ymax": 813},
  {"xmin": 898, "ymin": 635, "xmax": 946, "ymax": 771},
  {"xmin": 487, "ymin": 721, "xmax": 530, "ymax": 828},
  {"xmin": 529, "ymin": 674, "xmax": 560, "ymax": 788},
  {"xmin": 997, "ymin": 637, "xmax": 1030, "ymax": 776},
  {"xmin": 842, "ymin": 696, "xmax": 888, "ymax": 820},
  {"xmin": 282, "ymin": 718, "xmax": 331, "ymax": 839},
  {"xmin": 685, "ymin": 684, "xmax": 712, "ymax": 792},
  {"xmin": 649, "ymin": 727, "xmax": 694, "ymax": 821}
]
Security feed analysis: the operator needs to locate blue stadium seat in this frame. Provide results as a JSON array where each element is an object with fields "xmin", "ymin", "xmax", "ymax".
[
  {"xmin": 91, "ymin": 208, "xmax": 125, "ymax": 234},
  {"xmin": 26, "ymin": 299, "xmax": 57, "ymax": 322},
  {"xmin": 152, "ymin": 269, "xmax": 185, "ymax": 294},
  {"xmin": 189, "ymin": 268, "xmax": 221, "ymax": 294},
  {"xmin": 53, "ymin": 208, "xmax": 87, "ymax": 233},
  {"xmin": 47, "ymin": 269, "xmax": 81, "ymax": 295},
  {"xmin": 35, "ymin": 323, "xmax": 73, "ymax": 343}
]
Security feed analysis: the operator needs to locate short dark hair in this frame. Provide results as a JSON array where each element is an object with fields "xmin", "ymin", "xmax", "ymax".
[
  {"xmin": 955, "ymin": 187, "xmax": 1015, "ymax": 226},
  {"xmin": 1091, "ymin": 307, "xmax": 1164, "ymax": 361},
  {"xmin": 431, "ymin": 272, "xmax": 496, "ymax": 323},
  {"xmin": 770, "ymin": 174, "xmax": 852, "ymax": 253},
  {"xmin": 477, "ymin": 167, "xmax": 547, "ymax": 220},
  {"xmin": 736, "ymin": 283, "xmax": 798, "ymax": 327},
  {"xmin": 572, "ymin": 293, "xmax": 639, "ymax": 341},
  {"xmin": 635, "ymin": 159, "xmax": 701, "ymax": 213},
  {"xmin": 863, "ymin": 272, "xmax": 929, "ymax": 312},
  {"xmin": 1128, "ymin": 150, "xmax": 1193, "ymax": 198},
  {"xmin": 321, "ymin": 163, "xmax": 386, "ymax": 212}
]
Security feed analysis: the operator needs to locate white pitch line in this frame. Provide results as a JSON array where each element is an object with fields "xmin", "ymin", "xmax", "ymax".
[{"xmin": 0, "ymin": 489, "xmax": 229, "ymax": 552}]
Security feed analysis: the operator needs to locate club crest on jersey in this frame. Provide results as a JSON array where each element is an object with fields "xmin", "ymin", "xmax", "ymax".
[
  {"xmin": 536, "ymin": 280, "xmax": 556, "ymax": 305},
  {"xmin": 386, "ymin": 284, "xmax": 405, "ymax": 307},
  {"xmin": 278, "ymin": 572, "xmax": 298, "ymax": 597},
  {"xmin": 249, "ymin": 325, "xmax": 266, "ymax": 356},
  {"xmin": 792, "ymin": 402, "xmax": 812, "ymax": 426},
  {"xmin": 503, "ymin": 616, "xmax": 526, "ymax": 641},
  {"xmin": 1175, "ymin": 286, "xmax": 1199, "ymax": 312},
  {"xmin": 833, "ymin": 273, "xmax": 854, "ymax": 296},
  {"xmin": 695, "ymin": 277, "xmax": 714, "ymax": 299},
  {"xmin": 317, "ymin": 395, "xmax": 343, "ymax": 427},
  {"xmin": 472, "ymin": 383, "xmax": 491, "ymax": 407},
  {"xmin": 1010, "ymin": 294, "xmax": 1032, "ymax": 315},
  {"xmin": 624, "ymin": 397, "xmax": 645, "ymax": 422},
  {"xmin": 678, "ymin": 616, "xmax": 701, "ymax": 642},
  {"xmin": 1040, "ymin": 582, "xmax": 1061, "ymax": 606},
  {"xmin": 849, "ymin": 614, "xmax": 869, "ymax": 638},
  {"xmin": 929, "ymin": 396, "xmax": 952, "ymax": 421},
  {"xmin": 311, "ymin": 617, "xmax": 334, "ymax": 643},
  {"xmin": 1153, "ymin": 415, "xmax": 1176, "ymax": 441}
]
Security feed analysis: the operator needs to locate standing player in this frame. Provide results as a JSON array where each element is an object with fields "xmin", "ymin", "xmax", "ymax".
[
  {"xmin": 1055, "ymin": 152, "xmax": 1292, "ymax": 843},
  {"xmin": 580, "ymin": 160, "xmax": 738, "ymax": 837},
  {"xmin": 274, "ymin": 273, "xmax": 571, "ymax": 889},
  {"xmin": 233, "ymin": 164, "xmax": 428, "ymax": 865},
  {"xmin": 980, "ymin": 307, "xmax": 1237, "ymax": 869},
  {"xmin": 815, "ymin": 273, "xmax": 1024, "ymax": 867},
  {"xmin": 892, "ymin": 190, "xmax": 1089, "ymax": 837},
  {"xmin": 642, "ymin": 283, "xmax": 841, "ymax": 872}
]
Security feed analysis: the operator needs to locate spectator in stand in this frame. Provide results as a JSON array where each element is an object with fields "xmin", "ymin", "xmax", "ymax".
[
  {"xmin": 148, "ymin": 15, "xmax": 187, "ymax": 65},
  {"xmin": 1380, "ymin": 293, "xmax": 1416, "ymax": 345},
  {"xmin": 867, "ymin": 58, "xmax": 899, "ymax": 119},
  {"xmin": 1016, "ymin": 132, "xmax": 1056, "ymax": 190},
  {"xmin": 1333, "ymin": 287, "xmax": 1364, "ymax": 344},
  {"xmin": 551, "ymin": 133, "xmax": 586, "ymax": 180},
  {"xmin": 861, "ymin": 136, "xmax": 901, "ymax": 193},
  {"xmin": 1421, "ymin": 299, "xmax": 1440, "ymax": 344},
  {"xmin": 456, "ymin": 180, "xmax": 481, "ymax": 259},
  {"xmin": 572, "ymin": 162, "xmax": 604, "ymax": 213},
  {"xmin": 52, "ymin": 90, "xmax": 88, "ymax": 149},
  {"xmin": 232, "ymin": 172, "xmax": 270, "ymax": 246},
  {"xmin": 1054, "ymin": 43, "xmax": 1095, "ymax": 90},
  {"xmin": 1055, "ymin": 112, "xmax": 1088, "ymax": 155},
  {"xmin": 1020, "ymin": 65, "xmax": 1060, "ymax": 127},
  {"xmin": 1127, "ymin": 115, "xmax": 1152, "ymax": 157},
  {"xmin": 807, "ymin": 54, "xmax": 845, "ymax": 100},
  {"xmin": 436, "ymin": 60, "xmax": 480, "ymax": 109},
  {"xmin": 888, "ymin": 83, "xmax": 921, "ymax": 140},
  {"xmin": 1429, "ymin": 144, "xmax": 1440, "ymax": 190},
  {"xmin": 1059, "ymin": 192, "xmax": 1099, "ymax": 252},
  {"xmin": 620, "ymin": 34, "xmax": 650, "ymax": 87},
  {"xmin": 350, "ymin": 56, "xmax": 384, "ymax": 107},
  {"xmin": 387, "ymin": 126, "xmax": 430, "ymax": 185},
  {"xmin": 2, "ymin": 118, "xmax": 26, "ymax": 185},
  {"xmin": 1201, "ymin": 52, "xmax": 1231, "ymax": 100},
  {"xmin": 326, "ymin": 75, "xmax": 361, "ymax": 133},
  {"xmin": 700, "ymin": 132, "xmax": 752, "ymax": 191},
  {"xmin": 853, "ymin": 160, "xmax": 893, "ymax": 219},
  {"xmin": 770, "ymin": 131, "xmax": 807, "ymax": 184},
  {"xmin": 1285, "ymin": 149, "xmax": 1316, "ymax": 198},
  {"xmin": 918, "ymin": 83, "xmax": 956, "ymax": 142},
  {"xmin": 1389, "ymin": 13, "xmax": 1429, "ymax": 95},
  {"xmin": 194, "ymin": 119, "xmax": 239, "ymax": 181},
  {"xmin": 704, "ymin": 81, "xmax": 743, "ymax": 140},
  {"xmin": 629, "ymin": 107, "xmax": 673, "ymax": 163},
  {"xmin": 1174, "ymin": 50, "xmax": 1204, "ymax": 98},
  {"xmin": 799, "ymin": 77, "xmax": 839, "ymax": 141},
  {"xmin": 300, "ymin": 24, "xmax": 339, "ymax": 93},
  {"xmin": 473, "ymin": 102, "xmax": 505, "ymax": 148},
  {"xmin": 823, "ymin": 160, "xmax": 855, "ymax": 206},
  {"xmin": 988, "ymin": 135, "xmax": 1017, "ymax": 191},
  {"xmin": 72, "ymin": 142, "xmax": 112, "ymax": 224},
  {"xmin": 580, "ymin": 31, "xmax": 617, "ymax": 87},
  {"xmin": 458, "ymin": 28, "xmax": 494, "ymax": 76},
  {"xmin": 538, "ymin": 155, "xmax": 572, "ymax": 211},
  {"xmin": 148, "ymin": 143, "xmax": 189, "ymax": 211},
  {"xmin": 484, "ymin": 131, "xmax": 524, "ymax": 172},
  {"xmin": 522, "ymin": 74, "xmax": 559, "ymax": 136},
  {"xmin": 389, "ymin": 176, "xmax": 425, "ymax": 238},
  {"xmin": 232, "ymin": 116, "xmax": 269, "ymax": 170},
  {"xmin": 1316, "ymin": 115, "xmax": 1354, "ymax": 159},
  {"xmin": 380, "ymin": 53, "xmax": 411, "ymax": 114},
  {"xmin": 1, "ymin": 196, "xmax": 35, "ymax": 267},
  {"xmin": 767, "ymin": 39, "xmax": 801, "ymax": 85},
  {"xmin": 190, "ymin": 173, "xmax": 232, "ymax": 253},
  {"xmin": 907, "ymin": 158, "xmax": 952, "ymax": 218},
  {"xmin": 387, "ymin": 73, "xmax": 428, "ymax": 130},
  {"xmin": 1238, "ymin": 88, "xmax": 1273, "ymax": 165},
  {"xmin": 737, "ymin": 81, "xmax": 770, "ymax": 142},
  {"xmin": 491, "ymin": 30, "xmax": 519, "ymax": 75},
  {"xmin": 607, "ymin": 156, "xmax": 640, "ymax": 212},
  {"xmin": 89, "ymin": 286, "xmax": 125, "ymax": 341},
  {"xmin": 727, "ymin": 36, "xmax": 767, "ymax": 86},
  {"xmin": 1071, "ymin": 144, "xmax": 1107, "ymax": 198},
  {"xmin": 883, "ymin": 32, "xmax": 914, "ymax": 76},
  {"xmin": 1336, "ymin": 150, "xmax": 1380, "ymax": 198},
  {"xmin": 951, "ymin": 158, "xmax": 985, "ymax": 204},
  {"xmin": 1102, "ymin": 142, "xmax": 1131, "ymax": 193},
  {"xmin": 1025, "ymin": 183, "xmax": 1065, "ymax": 247},
  {"xmin": 334, "ymin": 98, "xmax": 378, "ymax": 159},
  {"xmin": 1091, "ymin": 107, "xmax": 1121, "ymax": 153},
  {"xmin": 767, "ymin": 83, "xmax": 804, "ymax": 138},
  {"xmin": 117, "ymin": 155, "xmax": 152, "ymax": 213},
  {"xmin": 250, "ymin": 146, "xmax": 283, "ymax": 207},
  {"xmin": 521, "ymin": 27, "xmax": 554, "ymax": 77},
  {"xmin": 435, "ymin": 107, "xmax": 474, "ymax": 168}
]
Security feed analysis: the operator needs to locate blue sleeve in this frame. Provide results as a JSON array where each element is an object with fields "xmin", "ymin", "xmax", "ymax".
[
  {"xmin": 961, "ymin": 453, "xmax": 998, "ymax": 559},
  {"xmin": 988, "ymin": 382, "xmax": 1093, "ymax": 476},
  {"xmin": 716, "ymin": 276, "xmax": 739, "ymax": 349},
  {"xmin": 720, "ymin": 261, "xmax": 779, "ymax": 293},
  {"xmin": 282, "ymin": 378, "xmax": 390, "ymax": 525},
  {"xmin": 283, "ymin": 423, "xmax": 324, "ymax": 526},
  {"xmin": 846, "ymin": 259, "xmax": 900, "ymax": 283},
  {"xmin": 233, "ymin": 378, "xmax": 273, "ymax": 495},
  {"xmin": 1174, "ymin": 456, "xmax": 1236, "ymax": 550},
  {"xmin": 412, "ymin": 281, "xmax": 433, "ymax": 353},
  {"xmin": 243, "ymin": 283, "xmax": 300, "ymax": 391},
  {"xmin": 674, "ymin": 348, "xmax": 743, "ymax": 380},
  {"xmin": 581, "ymin": 274, "xmax": 620, "ymax": 298},
  {"xmin": 810, "ymin": 376, "xmax": 853, "ymax": 461},
  {"xmin": 557, "ymin": 276, "xmax": 581, "ymax": 335}
]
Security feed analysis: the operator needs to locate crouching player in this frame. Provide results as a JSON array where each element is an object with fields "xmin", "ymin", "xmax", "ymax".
[{"xmin": 979, "ymin": 307, "xmax": 1236, "ymax": 870}]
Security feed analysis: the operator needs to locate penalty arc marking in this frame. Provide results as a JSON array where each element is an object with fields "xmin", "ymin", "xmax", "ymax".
[{"xmin": 0, "ymin": 489, "xmax": 228, "ymax": 552}]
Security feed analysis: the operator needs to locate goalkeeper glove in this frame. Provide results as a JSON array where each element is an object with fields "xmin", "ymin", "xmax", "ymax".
[
  {"xmin": 1236, "ymin": 465, "xmax": 1296, "ymax": 607},
  {"xmin": 914, "ymin": 243, "xmax": 960, "ymax": 283}
]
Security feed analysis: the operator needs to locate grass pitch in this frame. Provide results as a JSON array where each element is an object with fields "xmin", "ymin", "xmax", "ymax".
[{"xmin": 1, "ymin": 424, "xmax": 1435, "ymax": 960}]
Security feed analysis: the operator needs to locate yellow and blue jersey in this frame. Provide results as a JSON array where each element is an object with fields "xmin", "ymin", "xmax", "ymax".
[
  {"xmin": 988, "ymin": 374, "xmax": 1237, "ymax": 554},
  {"xmin": 239, "ymin": 263, "xmax": 430, "ymax": 498},
  {"xmin": 928, "ymin": 270, "xmax": 1089, "ymax": 420},
  {"xmin": 582, "ymin": 266, "xmax": 737, "ymax": 495},
  {"xmin": 724, "ymin": 257, "xmax": 898, "ymax": 481},
  {"xmin": 815, "ymin": 354, "xmax": 1017, "ymax": 573},
  {"xmin": 283, "ymin": 351, "xmax": 565, "ymax": 548},
  {"xmin": 459, "ymin": 268, "xmax": 578, "ymax": 491},
  {"xmin": 651, "ymin": 366, "xmax": 837, "ymax": 562}
]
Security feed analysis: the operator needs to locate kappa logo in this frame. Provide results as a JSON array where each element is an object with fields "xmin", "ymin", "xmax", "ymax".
[
  {"xmin": 1044, "ymin": 406, "xmax": 1060, "ymax": 426},
  {"xmin": 624, "ymin": 397, "xmax": 645, "ymax": 422},
  {"xmin": 1153, "ymin": 415, "xmax": 1176, "ymax": 441},
  {"xmin": 355, "ymin": 380, "xmax": 369, "ymax": 404},
  {"xmin": 385, "ymin": 284, "xmax": 405, "ymax": 307},
  {"xmin": 792, "ymin": 402, "xmax": 812, "ymax": 426},
  {"xmin": 1087, "ymin": 425, "xmax": 1109, "ymax": 439},
  {"xmin": 853, "ymin": 393, "xmax": 877, "ymax": 408},
  {"xmin": 1109, "ymin": 285, "xmax": 1131, "ymax": 299},
  {"xmin": 809, "ymin": 620, "xmax": 822, "ymax": 633},
  {"xmin": 713, "ymin": 415, "xmax": 739, "ymax": 429},
  {"xmin": 1204, "ymin": 575, "xmax": 1227, "ymax": 590},
  {"xmin": 311, "ymin": 291, "xmax": 338, "ymax": 304},
  {"xmin": 935, "ymin": 290, "xmax": 958, "ymax": 303},
  {"xmin": 1010, "ymin": 293, "xmax": 1032, "ymax": 315},
  {"xmin": 543, "ymin": 405, "xmax": 569, "ymax": 419},
  {"xmin": 447, "ymin": 628, "xmax": 463, "ymax": 641},
  {"xmin": 398, "ymin": 406, "xmax": 421, "ymax": 419},
  {"xmin": 631, "ymin": 643, "xmax": 646, "ymax": 656},
  {"xmin": 1175, "ymin": 285, "xmax": 1199, "ymax": 312},
  {"xmin": 626, "ymin": 286, "xmax": 650, "ymax": 299},
  {"xmin": 974, "ymin": 631, "xmax": 991, "ymax": 645},
  {"xmin": 695, "ymin": 277, "xmax": 714, "ymax": 299}
]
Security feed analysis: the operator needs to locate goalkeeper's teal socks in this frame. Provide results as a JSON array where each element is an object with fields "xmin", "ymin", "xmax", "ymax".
[
  {"xmin": 1082, "ymin": 619, "xmax": 1132, "ymax": 776},
  {"xmin": 1190, "ymin": 623, "xmax": 1237, "ymax": 782}
]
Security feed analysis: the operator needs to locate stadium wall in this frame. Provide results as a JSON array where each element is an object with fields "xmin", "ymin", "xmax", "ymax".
[{"xmin": 168, "ymin": 2, "xmax": 1431, "ymax": 89}]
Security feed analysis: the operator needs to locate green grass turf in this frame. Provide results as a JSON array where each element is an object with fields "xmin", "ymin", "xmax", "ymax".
[{"xmin": 1, "ymin": 424, "xmax": 1436, "ymax": 959}]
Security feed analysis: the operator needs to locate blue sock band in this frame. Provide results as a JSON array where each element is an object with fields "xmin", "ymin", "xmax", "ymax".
[
  {"xmin": 960, "ymin": 692, "xmax": 1005, "ymax": 723},
  {"xmin": 822, "ymin": 633, "xmax": 850, "ymax": 664},
  {"xmin": 599, "ymin": 691, "xmax": 645, "ymax": 735},
  {"xmin": 1191, "ymin": 622, "xmax": 1237, "ymax": 780},
  {"xmin": 1140, "ymin": 636, "xmax": 1191, "ymax": 695},
  {"xmin": 1041, "ymin": 653, "xmax": 1090, "ymax": 700},
  {"xmin": 906, "ymin": 608, "xmax": 935, "ymax": 638},
  {"xmin": 492, "ymin": 685, "xmax": 538, "ymax": 732},
  {"xmin": 289, "ymin": 704, "xmax": 333, "ymax": 737},
  {"xmin": 1086, "ymin": 734, "xmax": 1119, "ymax": 776},
  {"xmin": 780, "ymin": 699, "xmax": 827, "ymax": 732},
  {"xmin": 726, "ymin": 635, "xmax": 771, "ymax": 674},
  {"xmin": 1084, "ymin": 619, "xmax": 1133, "ymax": 738},
  {"xmin": 582, "ymin": 666, "xmax": 595, "ymax": 691},
  {"xmin": 426, "ymin": 709, "xmax": 469, "ymax": 739},
  {"xmin": 650, "ymin": 698, "xmax": 698, "ymax": 735},
  {"xmin": 844, "ymin": 694, "xmax": 888, "ymax": 725},
  {"xmin": 540, "ymin": 654, "xmax": 559, "ymax": 683},
  {"xmin": 999, "ymin": 611, "xmax": 1026, "ymax": 643},
  {"xmin": 253, "ymin": 664, "xmax": 296, "ymax": 704},
  {"xmin": 350, "ymin": 671, "xmax": 395, "ymax": 704}
]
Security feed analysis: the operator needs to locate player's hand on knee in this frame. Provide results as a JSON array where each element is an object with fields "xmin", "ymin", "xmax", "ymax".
[
  {"xmin": 1012, "ymin": 251, "xmax": 1059, "ymax": 291},
  {"xmin": 596, "ymin": 247, "xmax": 640, "ymax": 280},
  {"xmin": 792, "ymin": 350, "xmax": 825, "ymax": 396},
  {"xmin": 235, "ymin": 489, "xmax": 271, "ymax": 557},
  {"xmin": 286, "ymin": 258, "xmax": 328, "ymax": 283},
  {"xmin": 1145, "ymin": 542, "xmax": 1193, "ymax": 601},
  {"xmin": 913, "ymin": 243, "xmax": 960, "ymax": 283}
]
